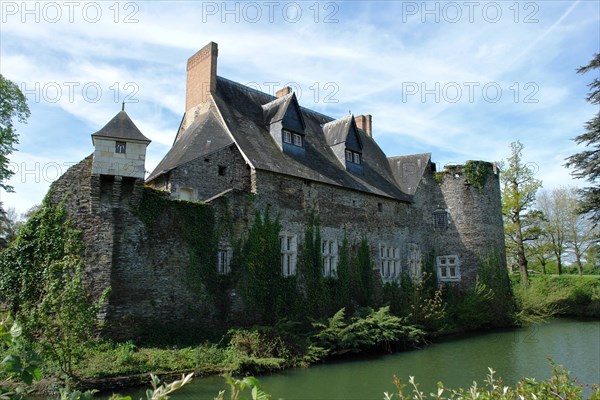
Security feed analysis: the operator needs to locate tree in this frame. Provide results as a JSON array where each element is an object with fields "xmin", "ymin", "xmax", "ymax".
[
  {"xmin": 501, "ymin": 141, "xmax": 542, "ymax": 284},
  {"xmin": 565, "ymin": 53, "xmax": 600, "ymax": 225},
  {"xmin": 0, "ymin": 74, "xmax": 30, "ymax": 192},
  {"xmin": 521, "ymin": 210, "xmax": 552, "ymax": 274},
  {"xmin": 537, "ymin": 189, "xmax": 569, "ymax": 275}
]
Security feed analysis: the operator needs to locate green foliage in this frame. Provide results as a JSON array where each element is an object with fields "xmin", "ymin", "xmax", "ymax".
[
  {"xmin": 0, "ymin": 317, "xmax": 42, "ymax": 400},
  {"xmin": 138, "ymin": 188, "xmax": 219, "ymax": 297},
  {"xmin": 296, "ymin": 213, "xmax": 326, "ymax": 318},
  {"xmin": 311, "ymin": 307, "xmax": 425, "ymax": 356},
  {"xmin": 351, "ymin": 238, "xmax": 376, "ymax": 308},
  {"xmin": 0, "ymin": 197, "xmax": 108, "ymax": 380},
  {"xmin": 513, "ymin": 274, "xmax": 600, "ymax": 319},
  {"xmin": 565, "ymin": 53, "xmax": 600, "ymax": 225},
  {"xmin": 21, "ymin": 257, "xmax": 108, "ymax": 379},
  {"xmin": 385, "ymin": 361, "xmax": 600, "ymax": 399},
  {"xmin": 214, "ymin": 375, "xmax": 271, "ymax": 400},
  {"xmin": 463, "ymin": 161, "xmax": 491, "ymax": 193},
  {"xmin": 238, "ymin": 210, "xmax": 290, "ymax": 325},
  {"xmin": 501, "ymin": 140, "xmax": 543, "ymax": 284},
  {"xmin": 0, "ymin": 74, "xmax": 30, "ymax": 192}
]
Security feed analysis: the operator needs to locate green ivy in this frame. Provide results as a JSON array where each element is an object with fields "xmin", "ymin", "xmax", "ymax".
[
  {"xmin": 463, "ymin": 161, "xmax": 492, "ymax": 193},
  {"xmin": 137, "ymin": 188, "xmax": 219, "ymax": 299}
]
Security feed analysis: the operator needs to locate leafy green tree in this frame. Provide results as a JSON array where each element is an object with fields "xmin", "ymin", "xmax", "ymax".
[
  {"xmin": 0, "ymin": 198, "xmax": 108, "ymax": 379},
  {"xmin": 501, "ymin": 141, "xmax": 542, "ymax": 284},
  {"xmin": 0, "ymin": 74, "xmax": 30, "ymax": 193},
  {"xmin": 565, "ymin": 53, "xmax": 600, "ymax": 225}
]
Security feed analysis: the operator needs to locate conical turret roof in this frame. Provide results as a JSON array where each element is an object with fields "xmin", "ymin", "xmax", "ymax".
[{"xmin": 91, "ymin": 110, "xmax": 151, "ymax": 143}]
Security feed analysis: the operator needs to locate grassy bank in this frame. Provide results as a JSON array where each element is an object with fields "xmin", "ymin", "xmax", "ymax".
[{"xmin": 512, "ymin": 274, "xmax": 600, "ymax": 318}]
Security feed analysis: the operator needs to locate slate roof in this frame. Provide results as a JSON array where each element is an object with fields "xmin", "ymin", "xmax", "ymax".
[
  {"xmin": 147, "ymin": 110, "xmax": 232, "ymax": 181},
  {"xmin": 91, "ymin": 110, "xmax": 151, "ymax": 143},
  {"xmin": 388, "ymin": 154, "xmax": 432, "ymax": 195},
  {"xmin": 322, "ymin": 115, "xmax": 355, "ymax": 147},
  {"xmin": 148, "ymin": 76, "xmax": 414, "ymax": 202}
]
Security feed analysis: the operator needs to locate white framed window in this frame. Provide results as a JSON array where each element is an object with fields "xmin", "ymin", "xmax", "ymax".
[
  {"xmin": 292, "ymin": 133, "xmax": 303, "ymax": 147},
  {"xmin": 407, "ymin": 243, "xmax": 422, "ymax": 282},
  {"xmin": 280, "ymin": 234, "xmax": 297, "ymax": 277},
  {"xmin": 322, "ymin": 239, "xmax": 338, "ymax": 277},
  {"xmin": 217, "ymin": 244, "xmax": 233, "ymax": 274},
  {"xmin": 345, "ymin": 149, "xmax": 362, "ymax": 164},
  {"xmin": 379, "ymin": 244, "xmax": 400, "ymax": 282},
  {"xmin": 283, "ymin": 130, "xmax": 292, "ymax": 144},
  {"xmin": 437, "ymin": 255, "xmax": 460, "ymax": 282},
  {"xmin": 283, "ymin": 130, "xmax": 303, "ymax": 148}
]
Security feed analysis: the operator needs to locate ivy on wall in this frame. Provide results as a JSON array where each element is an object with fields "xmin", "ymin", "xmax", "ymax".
[
  {"xmin": 463, "ymin": 161, "xmax": 492, "ymax": 193},
  {"xmin": 137, "ymin": 188, "xmax": 219, "ymax": 300}
]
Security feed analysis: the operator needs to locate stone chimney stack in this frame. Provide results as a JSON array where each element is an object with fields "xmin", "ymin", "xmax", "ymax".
[
  {"xmin": 276, "ymin": 86, "xmax": 292, "ymax": 98},
  {"xmin": 355, "ymin": 114, "xmax": 372, "ymax": 137},
  {"xmin": 186, "ymin": 42, "xmax": 218, "ymax": 118}
]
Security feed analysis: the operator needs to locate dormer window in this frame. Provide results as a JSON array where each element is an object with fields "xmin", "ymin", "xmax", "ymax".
[
  {"xmin": 345, "ymin": 149, "xmax": 361, "ymax": 165},
  {"xmin": 283, "ymin": 129, "xmax": 303, "ymax": 148},
  {"xmin": 116, "ymin": 141, "xmax": 126, "ymax": 154}
]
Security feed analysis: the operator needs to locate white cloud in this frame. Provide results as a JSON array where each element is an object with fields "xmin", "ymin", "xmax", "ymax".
[{"xmin": 1, "ymin": 0, "xmax": 598, "ymax": 214}]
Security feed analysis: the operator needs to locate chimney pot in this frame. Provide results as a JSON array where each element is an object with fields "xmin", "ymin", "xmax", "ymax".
[
  {"xmin": 355, "ymin": 114, "xmax": 372, "ymax": 137},
  {"xmin": 276, "ymin": 86, "xmax": 292, "ymax": 98},
  {"xmin": 185, "ymin": 42, "xmax": 218, "ymax": 119}
]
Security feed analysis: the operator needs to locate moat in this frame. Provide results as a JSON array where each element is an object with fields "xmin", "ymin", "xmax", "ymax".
[{"xmin": 123, "ymin": 318, "xmax": 599, "ymax": 399}]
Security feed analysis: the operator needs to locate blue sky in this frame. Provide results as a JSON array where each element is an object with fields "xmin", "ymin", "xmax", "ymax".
[{"xmin": 1, "ymin": 0, "xmax": 598, "ymax": 214}]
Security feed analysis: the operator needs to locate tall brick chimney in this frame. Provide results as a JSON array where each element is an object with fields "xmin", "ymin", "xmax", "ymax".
[
  {"xmin": 186, "ymin": 42, "xmax": 218, "ymax": 117},
  {"xmin": 355, "ymin": 114, "xmax": 372, "ymax": 137},
  {"xmin": 276, "ymin": 86, "xmax": 292, "ymax": 98}
]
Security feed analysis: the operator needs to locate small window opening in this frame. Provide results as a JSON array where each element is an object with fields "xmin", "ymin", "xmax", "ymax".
[
  {"xmin": 434, "ymin": 210, "xmax": 448, "ymax": 229},
  {"xmin": 218, "ymin": 166, "xmax": 226, "ymax": 176},
  {"xmin": 378, "ymin": 202, "xmax": 383, "ymax": 212},
  {"xmin": 115, "ymin": 141, "xmax": 126, "ymax": 154}
]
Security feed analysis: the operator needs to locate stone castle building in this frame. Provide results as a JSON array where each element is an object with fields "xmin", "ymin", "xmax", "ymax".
[{"xmin": 50, "ymin": 42, "xmax": 506, "ymax": 339}]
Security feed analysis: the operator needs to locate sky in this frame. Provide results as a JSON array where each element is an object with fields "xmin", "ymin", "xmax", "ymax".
[{"xmin": 0, "ymin": 0, "xmax": 598, "ymax": 215}]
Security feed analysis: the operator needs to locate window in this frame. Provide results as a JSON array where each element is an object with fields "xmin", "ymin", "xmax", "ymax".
[
  {"xmin": 377, "ymin": 202, "xmax": 383, "ymax": 212},
  {"xmin": 115, "ymin": 141, "xmax": 126, "ymax": 154},
  {"xmin": 345, "ymin": 149, "xmax": 362, "ymax": 165},
  {"xmin": 280, "ymin": 234, "xmax": 297, "ymax": 276},
  {"xmin": 293, "ymin": 133, "xmax": 303, "ymax": 147},
  {"xmin": 217, "ymin": 245, "xmax": 233, "ymax": 274},
  {"xmin": 322, "ymin": 239, "xmax": 338, "ymax": 277},
  {"xmin": 283, "ymin": 129, "xmax": 303, "ymax": 148},
  {"xmin": 380, "ymin": 245, "xmax": 400, "ymax": 281},
  {"xmin": 437, "ymin": 255, "xmax": 460, "ymax": 282},
  {"xmin": 283, "ymin": 130, "xmax": 292, "ymax": 144},
  {"xmin": 179, "ymin": 188, "xmax": 193, "ymax": 201},
  {"xmin": 434, "ymin": 210, "xmax": 448, "ymax": 229},
  {"xmin": 407, "ymin": 244, "xmax": 422, "ymax": 282}
]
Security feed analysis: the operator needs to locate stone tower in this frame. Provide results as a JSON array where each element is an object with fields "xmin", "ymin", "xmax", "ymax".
[
  {"xmin": 437, "ymin": 161, "xmax": 506, "ymax": 287},
  {"xmin": 90, "ymin": 107, "xmax": 151, "ymax": 211}
]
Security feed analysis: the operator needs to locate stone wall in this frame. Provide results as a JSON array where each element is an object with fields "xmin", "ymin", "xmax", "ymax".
[
  {"xmin": 91, "ymin": 138, "xmax": 147, "ymax": 179},
  {"xmin": 49, "ymin": 157, "xmax": 219, "ymax": 341},
  {"xmin": 147, "ymin": 144, "xmax": 251, "ymax": 202}
]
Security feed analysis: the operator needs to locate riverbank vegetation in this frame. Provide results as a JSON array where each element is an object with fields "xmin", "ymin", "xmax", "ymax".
[{"xmin": 1, "ymin": 198, "xmax": 595, "ymax": 393}]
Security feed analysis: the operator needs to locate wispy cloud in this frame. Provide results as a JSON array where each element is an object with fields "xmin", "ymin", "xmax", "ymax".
[{"xmin": 1, "ymin": 0, "xmax": 598, "ymax": 213}]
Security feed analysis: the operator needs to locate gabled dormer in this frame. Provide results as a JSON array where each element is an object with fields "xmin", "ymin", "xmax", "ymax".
[
  {"xmin": 323, "ymin": 115, "xmax": 364, "ymax": 175},
  {"xmin": 263, "ymin": 89, "xmax": 306, "ymax": 156}
]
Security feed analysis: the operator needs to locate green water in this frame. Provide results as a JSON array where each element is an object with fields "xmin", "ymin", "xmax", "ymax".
[{"xmin": 138, "ymin": 319, "xmax": 600, "ymax": 399}]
